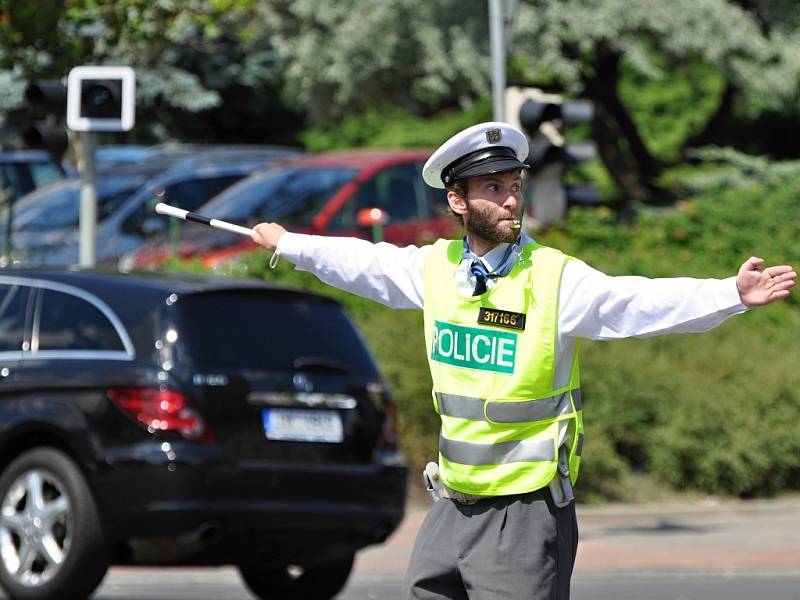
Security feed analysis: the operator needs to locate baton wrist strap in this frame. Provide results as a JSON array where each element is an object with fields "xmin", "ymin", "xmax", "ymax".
[{"xmin": 269, "ymin": 249, "xmax": 280, "ymax": 269}]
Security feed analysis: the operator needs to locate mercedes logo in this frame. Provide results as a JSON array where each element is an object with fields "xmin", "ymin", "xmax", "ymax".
[{"xmin": 293, "ymin": 373, "xmax": 313, "ymax": 392}]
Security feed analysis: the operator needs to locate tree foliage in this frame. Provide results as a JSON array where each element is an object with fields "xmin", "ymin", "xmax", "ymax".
[
  {"xmin": 300, "ymin": 101, "xmax": 492, "ymax": 152},
  {"xmin": 263, "ymin": 0, "xmax": 491, "ymax": 123},
  {"xmin": 511, "ymin": 0, "xmax": 800, "ymax": 203},
  {"xmin": 0, "ymin": 0, "xmax": 301, "ymax": 144}
]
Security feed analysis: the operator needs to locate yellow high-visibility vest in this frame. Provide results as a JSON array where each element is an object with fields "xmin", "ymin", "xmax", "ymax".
[{"xmin": 423, "ymin": 239, "xmax": 584, "ymax": 496}]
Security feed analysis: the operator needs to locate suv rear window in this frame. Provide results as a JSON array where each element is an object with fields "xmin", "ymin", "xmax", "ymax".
[
  {"xmin": 35, "ymin": 290, "xmax": 125, "ymax": 352},
  {"xmin": 175, "ymin": 293, "xmax": 379, "ymax": 375}
]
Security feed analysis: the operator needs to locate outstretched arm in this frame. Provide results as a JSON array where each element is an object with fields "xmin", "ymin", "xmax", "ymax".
[
  {"xmin": 251, "ymin": 222, "xmax": 429, "ymax": 309},
  {"xmin": 736, "ymin": 257, "xmax": 796, "ymax": 307},
  {"xmin": 560, "ymin": 257, "xmax": 795, "ymax": 340}
]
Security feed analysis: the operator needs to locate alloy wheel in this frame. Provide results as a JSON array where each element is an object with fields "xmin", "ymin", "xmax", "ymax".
[{"xmin": 0, "ymin": 468, "xmax": 71, "ymax": 588}]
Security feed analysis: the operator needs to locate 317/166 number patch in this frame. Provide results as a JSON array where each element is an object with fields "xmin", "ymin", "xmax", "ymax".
[{"xmin": 477, "ymin": 307, "xmax": 526, "ymax": 331}]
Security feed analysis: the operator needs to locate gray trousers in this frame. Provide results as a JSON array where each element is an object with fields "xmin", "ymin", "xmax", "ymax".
[{"xmin": 401, "ymin": 488, "xmax": 578, "ymax": 600}]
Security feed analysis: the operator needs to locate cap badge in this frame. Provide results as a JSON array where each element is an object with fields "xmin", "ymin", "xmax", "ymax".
[{"xmin": 485, "ymin": 128, "xmax": 502, "ymax": 144}]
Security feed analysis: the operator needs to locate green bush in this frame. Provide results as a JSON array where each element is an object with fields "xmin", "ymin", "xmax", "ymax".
[{"xmin": 536, "ymin": 173, "xmax": 800, "ymax": 499}]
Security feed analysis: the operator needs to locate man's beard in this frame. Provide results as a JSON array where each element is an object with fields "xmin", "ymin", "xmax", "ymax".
[{"xmin": 464, "ymin": 201, "xmax": 518, "ymax": 244}]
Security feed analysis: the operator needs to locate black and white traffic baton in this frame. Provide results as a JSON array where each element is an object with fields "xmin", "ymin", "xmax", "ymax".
[
  {"xmin": 154, "ymin": 203, "xmax": 280, "ymax": 267},
  {"xmin": 155, "ymin": 203, "xmax": 253, "ymax": 237}
]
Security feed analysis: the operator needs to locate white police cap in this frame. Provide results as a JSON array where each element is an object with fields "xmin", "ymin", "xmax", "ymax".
[{"xmin": 422, "ymin": 121, "xmax": 530, "ymax": 189}]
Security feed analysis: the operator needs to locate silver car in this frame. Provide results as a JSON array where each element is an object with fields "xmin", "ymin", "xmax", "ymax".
[{"xmin": 3, "ymin": 146, "xmax": 301, "ymax": 266}]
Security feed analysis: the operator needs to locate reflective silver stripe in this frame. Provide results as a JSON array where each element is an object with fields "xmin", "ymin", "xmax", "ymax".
[
  {"xmin": 487, "ymin": 394, "xmax": 566, "ymax": 423},
  {"xmin": 576, "ymin": 433, "xmax": 584, "ymax": 457},
  {"xmin": 439, "ymin": 435, "xmax": 555, "ymax": 465},
  {"xmin": 572, "ymin": 388, "xmax": 582, "ymax": 411},
  {"xmin": 437, "ymin": 390, "xmax": 581, "ymax": 423},
  {"xmin": 553, "ymin": 336, "xmax": 577, "ymax": 389},
  {"xmin": 436, "ymin": 393, "xmax": 486, "ymax": 421}
]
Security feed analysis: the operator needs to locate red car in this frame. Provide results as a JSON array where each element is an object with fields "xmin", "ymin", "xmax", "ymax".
[{"xmin": 120, "ymin": 149, "xmax": 461, "ymax": 270}]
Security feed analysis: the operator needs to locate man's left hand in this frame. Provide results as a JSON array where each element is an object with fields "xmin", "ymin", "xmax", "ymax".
[{"xmin": 736, "ymin": 257, "xmax": 797, "ymax": 307}]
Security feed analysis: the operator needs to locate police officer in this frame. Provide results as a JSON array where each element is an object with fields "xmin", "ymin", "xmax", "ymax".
[{"xmin": 251, "ymin": 122, "xmax": 796, "ymax": 600}]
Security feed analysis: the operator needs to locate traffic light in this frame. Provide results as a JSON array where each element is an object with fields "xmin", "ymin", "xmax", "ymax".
[
  {"xmin": 22, "ymin": 80, "xmax": 69, "ymax": 162},
  {"xmin": 81, "ymin": 79, "xmax": 123, "ymax": 118},
  {"xmin": 67, "ymin": 66, "xmax": 135, "ymax": 132},
  {"xmin": 505, "ymin": 86, "xmax": 599, "ymax": 227}
]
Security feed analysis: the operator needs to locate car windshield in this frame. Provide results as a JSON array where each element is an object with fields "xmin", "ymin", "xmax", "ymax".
[
  {"xmin": 11, "ymin": 174, "xmax": 149, "ymax": 231},
  {"xmin": 27, "ymin": 161, "xmax": 65, "ymax": 189},
  {"xmin": 200, "ymin": 166, "xmax": 358, "ymax": 226}
]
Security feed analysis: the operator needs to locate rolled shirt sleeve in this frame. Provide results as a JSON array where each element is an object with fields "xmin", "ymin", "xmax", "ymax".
[{"xmin": 558, "ymin": 260, "xmax": 749, "ymax": 340}]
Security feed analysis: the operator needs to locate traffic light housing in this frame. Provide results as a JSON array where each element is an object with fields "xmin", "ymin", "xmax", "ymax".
[
  {"xmin": 20, "ymin": 66, "xmax": 135, "ymax": 163},
  {"xmin": 505, "ymin": 86, "xmax": 599, "ymax": 227},
  {"xmin": 67, "ymin": 66, "xmax": 135, "ymax": 132},
  {"xmin": 22, "ymin": 80, "xmax": 69, "ymax": 162}
]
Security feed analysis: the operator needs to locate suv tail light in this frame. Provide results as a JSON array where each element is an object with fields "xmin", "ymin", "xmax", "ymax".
[
  {"xmin": 375, "ymin": 401, "xmax": 403, "ymax": 465},
  {"xmin": 108, "ymin": 387, "xmax": 213, "ymax": 442}
]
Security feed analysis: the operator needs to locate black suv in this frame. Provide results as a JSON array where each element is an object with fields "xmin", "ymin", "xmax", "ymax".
[{"xmin": 0, "ymin": 269, "xmax": 407, "ymax": 600}]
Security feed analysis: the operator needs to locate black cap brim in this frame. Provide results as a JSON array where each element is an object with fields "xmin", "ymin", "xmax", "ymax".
[
  {"xmin": 442, "ymin": 146, "xmax": 529, "ymax": 185},
  {"xmin": 454, "ymin": 156, "xmax": 529, "ymax": 181}
]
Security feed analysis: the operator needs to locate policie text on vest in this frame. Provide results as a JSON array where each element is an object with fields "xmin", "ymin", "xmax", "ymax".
[{"xmin": 431, "ymin": 320, "xmax": 517, "ymax": 374}]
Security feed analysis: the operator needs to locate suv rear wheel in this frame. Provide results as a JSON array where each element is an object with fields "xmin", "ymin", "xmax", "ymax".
[
  {"xmin": 0, "ymin": 448, "xmax": 108, "ymax": 600},
  {"xmin": 238, "ymin": 554, "xmax": 354, "ymax": 600}
]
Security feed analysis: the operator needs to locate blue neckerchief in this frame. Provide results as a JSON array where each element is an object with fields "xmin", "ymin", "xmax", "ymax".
[{"xmin": 461, "ymin": 235, "xmax": 522, "ymax": 280}]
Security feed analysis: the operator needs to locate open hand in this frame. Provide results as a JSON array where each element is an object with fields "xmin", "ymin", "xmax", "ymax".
[{"xmin": 736, "ymin": 257, "xmax": 796, "ymax": 307}]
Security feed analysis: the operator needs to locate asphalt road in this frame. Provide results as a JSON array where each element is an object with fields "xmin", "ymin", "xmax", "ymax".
[
  {"xmin": 5, "ymin": 496, "xmax": 799, "ymax": 599},
  {"xmin": 88, "ymin": 567, "xmax": 800, "ymax": 599}
]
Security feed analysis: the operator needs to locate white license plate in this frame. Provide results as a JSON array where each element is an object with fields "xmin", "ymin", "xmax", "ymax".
[{"xmin": 262, "ymin": 409, "xmax": 344, "ymax": 443}]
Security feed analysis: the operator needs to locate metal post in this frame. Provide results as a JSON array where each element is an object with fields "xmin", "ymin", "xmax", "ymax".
[
  {"xmin": 170, "ymin": 215, "xmax": 179, "ymax": 260},
  {"xmin": 2, "ymin": 186, "xmax": 13, "ymax": 265},
  {"xmin": 78, "ymin": 131, "xmax": 97, "ymax": 268},
  {"xmin": 489, "ymin": 0, "xmax": 506, "ymax": 122},
  {"xmin": 529, "ymin": 163, "xmax": 567, "ymax": 229},
  {"xmin": 371, "ymin": 223, "xmax": 384, "ymax": 243}
]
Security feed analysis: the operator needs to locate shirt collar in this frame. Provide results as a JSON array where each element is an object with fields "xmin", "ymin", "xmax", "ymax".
[{"xmin": 473, "ymin": 232, "xmax": 534, "ymax": 271}]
